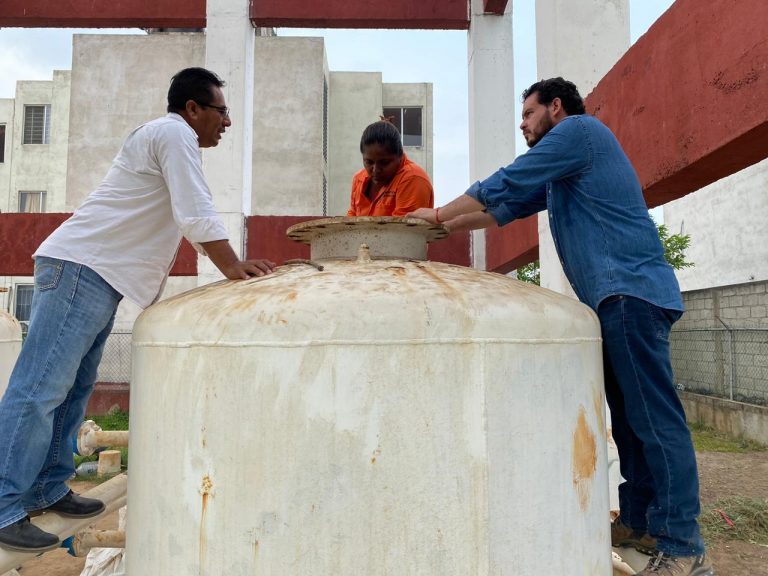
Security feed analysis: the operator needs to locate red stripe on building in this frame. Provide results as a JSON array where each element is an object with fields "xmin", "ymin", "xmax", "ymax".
[{"xmin": 0, "ymin": 214, "xmax": 197, "ymax": 276}]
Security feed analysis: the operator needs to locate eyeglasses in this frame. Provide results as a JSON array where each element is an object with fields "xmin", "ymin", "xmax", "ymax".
[{"xmin": 195, "ymin": 101, "xmax": 230, "ymax": 118}]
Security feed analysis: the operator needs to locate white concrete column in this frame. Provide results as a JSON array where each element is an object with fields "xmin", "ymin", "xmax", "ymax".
[
  {"xmin": 200, "ymin": 0, "xmax": 256, "ymax": 286},
  {"xmin": 467, "ymin": 0, "xmax": 516, "ymax": 270},
  {"xmin": 535, "ymin": 0, "xmax": 629, "ymax": 295}
]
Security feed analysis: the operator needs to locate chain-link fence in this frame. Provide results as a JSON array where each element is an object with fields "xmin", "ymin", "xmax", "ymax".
[
  {"xmin": 96, "ymin": 331, "xmax": 132, "ymax": 383},
  {"xmin": 670, "ymin": 328, "xmax": 768, "ymax": 406}
]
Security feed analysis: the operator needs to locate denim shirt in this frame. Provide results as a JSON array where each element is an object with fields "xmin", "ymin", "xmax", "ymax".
[{"xmin": 466, "ymin": 114, "xmax": 683, "ymax": 312}]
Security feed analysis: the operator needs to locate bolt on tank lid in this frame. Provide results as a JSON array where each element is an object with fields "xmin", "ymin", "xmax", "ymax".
[{"xmin": 286, "ymin": 216, "xmax": 448, "ymax": 261}]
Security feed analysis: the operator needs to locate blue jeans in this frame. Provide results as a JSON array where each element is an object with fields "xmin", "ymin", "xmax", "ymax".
[
  {"xmin": 599, "ymin": 295, "xmax": 704, "ymax": 557},
  {"xmin": 0, "ymin": 257, "xmax": 122, "ymax": 529}
]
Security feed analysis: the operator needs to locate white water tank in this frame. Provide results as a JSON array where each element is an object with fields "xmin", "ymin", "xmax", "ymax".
[
  {"xmin": 127, "ymin": 217, "xmax": 610, "ymax": 575},
  {"xmin": 0, "ymin": 311, "xmax": 22, "ymax": 399}
]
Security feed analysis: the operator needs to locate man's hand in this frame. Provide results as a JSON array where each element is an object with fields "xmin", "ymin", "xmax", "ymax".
[
  {"xmin": 220, "ymin": 259, "xmax": 276, "ymax": 280},
  {"xmin": 199, "ymin": 239, "xmax": 275, "ymax": 280},
  {"xmin": 407, "ymin": 207, "xmax": 439, "ymax": 224}
]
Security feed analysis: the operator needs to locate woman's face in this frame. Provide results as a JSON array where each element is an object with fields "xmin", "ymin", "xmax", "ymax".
[{"xmin": 362, "ymin": 143, "xmax": 402, "ymax": 186}]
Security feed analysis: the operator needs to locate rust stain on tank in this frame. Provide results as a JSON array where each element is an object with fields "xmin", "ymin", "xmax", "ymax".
[
  {"xmin": 199, "ymin": 474, "xmax": 214, "ymax": 572},
  {"xmin": 572, "ymin": 406, "xmax": 597, "ymax": 511}
]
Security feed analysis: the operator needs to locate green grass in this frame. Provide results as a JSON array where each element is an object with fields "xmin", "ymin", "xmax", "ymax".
[
  {"xmin": 89, "ymin": 409, "xmax": 129, "ymax": 431},
  {"xmin": 689, "ymin": 422, "xmax": 767, "ymax": 453},
  {"xmin": 699, "ymin": 496, "xmax": 768, "ymax": 546}
]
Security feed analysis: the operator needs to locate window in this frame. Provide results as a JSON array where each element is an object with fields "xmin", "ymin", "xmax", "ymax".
[
  {"xmin": 382, "ymin": 107, "xmax": 423, "ymax": 147},
  {"xmin": 18, "ymin": 191, "xmax": 46, "ymax": 213},
  {"xmin": 23, "ymin": 105, "xmax": 51, "ymax": 145},
  {"xmin": 14, "ymin": 284, "xmax": 34, "ymax": 336},
  {"xmin": 0, "ymin": 124, "xmax": 5, "ymax": 162}
]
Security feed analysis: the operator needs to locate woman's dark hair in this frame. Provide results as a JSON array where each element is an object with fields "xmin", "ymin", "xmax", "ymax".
[
  {"xmin": 359, "ymin": 121, "xmax": 403, "ymax": 156},
  {"xmin": 167, "ymin": 67, "xmax": 226, "ymax": 113},
  {"xmin": 522, "ymin": 77, "xmax": 586, "ymax": 115}
]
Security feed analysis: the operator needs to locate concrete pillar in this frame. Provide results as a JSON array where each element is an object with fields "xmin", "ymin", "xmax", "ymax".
[
  {"xmin": 467, "ymin": 0, "xmax": 515, "ymax": 270},
  {"xmin": 200, "ymin": 0, "xmax": 256, "ymax": 286},
  {"xmin": 535, "ymin": 0, "xmax": 629, "ymax": 294}
]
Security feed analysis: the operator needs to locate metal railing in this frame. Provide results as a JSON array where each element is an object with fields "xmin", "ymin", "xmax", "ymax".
[
  {"xmin": 670, "ymin": 328, "xmax": 768, "ymax": 406},
  {"xmin": 96, "ymin": 331, "xmax": 132, "ymax": 383}
]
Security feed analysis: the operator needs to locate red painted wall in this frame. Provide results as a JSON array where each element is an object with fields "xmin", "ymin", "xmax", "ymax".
[
  {"xmin": 428, "ymin": 230, "xmax": 471, "ymax": 267},
  {"xmin": 482, "ymin": 0, "xmax": 509, "ymax": 15},
  {"xmin": 86, "ymin": 383, "xmax": 130, "ymax": 416},
  {"xmin": 250, "ymin": 0, "xmax": 469, "ymax": 29},
  {"xmin": 0, "ymin": 0, "xmax": 205, "ymax": 28},
  {"xmin": 0, "ymin": 214, "xmax": 197, "ymax": 276},
  {"xmin": 485, "ymin": 215, "xmax": 538, "ymax": 274},
  {"xmin": 245, "ymin": 215, "xmax": 313, "ymax": 264},
  {"xmin": 586, "ymin": 0, "xmax": 768, "ymax": 207}
]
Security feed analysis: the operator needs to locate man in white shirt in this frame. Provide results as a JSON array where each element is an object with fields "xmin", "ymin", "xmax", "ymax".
[{"xmin": 0, "ymin": 67, "xmax": 274, "ymax": 552}]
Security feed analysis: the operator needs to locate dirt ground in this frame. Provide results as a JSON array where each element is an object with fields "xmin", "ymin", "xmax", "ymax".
[
  {"xmin": 12, "ymin": 453, "xmax": 768, "ymax": 576},
  {"xmin": 697, "ymin": 450, "xmax": 768, "ymax": 575}
]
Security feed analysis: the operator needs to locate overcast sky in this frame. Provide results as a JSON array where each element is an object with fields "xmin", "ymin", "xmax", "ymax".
[{"xmin": 0, "ymin": 0, "xmax": 674, "ymax": 207}]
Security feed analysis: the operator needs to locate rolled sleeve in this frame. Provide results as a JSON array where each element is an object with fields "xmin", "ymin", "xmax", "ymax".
[
  {"xmin": 179, "ymin": 216, "xmax": 229, "ymax": 245},
  {"xmin": 465, "ymin": 181, "xmax": 485, "ymax": 205}
]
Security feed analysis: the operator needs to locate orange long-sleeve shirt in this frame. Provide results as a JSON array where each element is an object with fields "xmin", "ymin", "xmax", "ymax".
[{"xmin": 347, "ymin": 154, "xmax": 434, "ymax": 217}]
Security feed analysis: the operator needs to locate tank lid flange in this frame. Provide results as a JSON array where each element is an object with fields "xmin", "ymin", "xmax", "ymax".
[{"xmin": 286, "ymin": 217, "xmax": 448, "ymax": 261}]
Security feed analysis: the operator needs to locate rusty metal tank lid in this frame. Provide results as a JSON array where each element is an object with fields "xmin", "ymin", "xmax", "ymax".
[{"xmin": 286, "ymin": 217, "xmax": 448, "ymax": 261}]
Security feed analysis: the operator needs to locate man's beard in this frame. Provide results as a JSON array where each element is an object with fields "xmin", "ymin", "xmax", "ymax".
[{"xmin": 526, "ymin": 114, "xmax": 555, "ymax": 148}]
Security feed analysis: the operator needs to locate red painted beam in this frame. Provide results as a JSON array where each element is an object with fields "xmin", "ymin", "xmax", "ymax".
[
  {"xmin": 250, "ymin": 0, "xmax": 469, "ymax": 30},
  {"xmin": 482, "ymin": 0, "xmax": 509, "ymax": 15},
  {"xmin": 0, "ymin": 214, "xmax": 197, "ymax": 276},
  {"xmin": 586, "ymin": 0, "xmax": 768, "ymax": 208},
  {"xmin": 0, "ymin": 0, "xmax": 205, "ymax": 28},
  {"xmin": 485, "ymin": 215, "xmax": 538, "ymax": 274}
]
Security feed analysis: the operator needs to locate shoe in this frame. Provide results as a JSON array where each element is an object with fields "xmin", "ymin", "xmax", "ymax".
[
  {"xmin": 0, "ymin": 517, "xmax": 60, "ymax": 552},
  {"xmin": 32, "ymin": 490, "xmax": 105, "ymax": 519},
  {"xmin": 634, "ymin": 551, "xmax": 714, "ymax": 575},
  {"xmin": 612, "ymin": 517, "xmax": 657, "ymax": 554}
]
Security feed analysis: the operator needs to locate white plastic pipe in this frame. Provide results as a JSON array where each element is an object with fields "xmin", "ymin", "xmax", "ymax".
[
  {"xmin": 72, "ymin": 529, "xmax": 126, "ymax": 557},
  {"xmin": 0, "ymin": 473, "xmax": 127, "ymax": 574},
  {"xmin": 77, "ymin": 420, "xmax": 129, "ymax": 456}
]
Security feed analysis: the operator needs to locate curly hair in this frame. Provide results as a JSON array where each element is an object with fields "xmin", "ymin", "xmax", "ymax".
[{"xmin": 522, "ymin": 77, "xmax": 585, "ymax": 115}]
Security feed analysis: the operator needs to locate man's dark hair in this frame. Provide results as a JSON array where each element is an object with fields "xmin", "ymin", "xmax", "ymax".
[
  {"xmin": 522, "ymin": 77, "xmax": 586, "ymax": 115},
  {"xmin": 167, "ymin": 67, "xmax": 225, "ymax": 113},
  {"xmin": 359, "ymin": 121, "xmax": 403, "ymax": 156}
]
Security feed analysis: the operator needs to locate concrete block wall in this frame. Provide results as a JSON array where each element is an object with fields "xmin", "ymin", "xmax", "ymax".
[
  {"xmin": 672, "ymin": 280, "xmax": 768, "ymax": 406},
  {"xmin": 676, "ymin": 280, "xmax": 768, "ymax": 330}
]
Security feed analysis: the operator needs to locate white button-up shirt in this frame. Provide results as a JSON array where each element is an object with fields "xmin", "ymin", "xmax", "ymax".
[{"xmin": 36, "ymin": 113, "xmax": 229, "ymax": 308}]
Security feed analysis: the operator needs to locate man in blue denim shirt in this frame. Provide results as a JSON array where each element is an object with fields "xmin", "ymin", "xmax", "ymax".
[{"xmin": 409, "ymin": 78, "xmax": 713, "ymax": 576}]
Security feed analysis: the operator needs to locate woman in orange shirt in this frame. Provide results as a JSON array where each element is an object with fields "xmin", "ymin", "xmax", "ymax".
[{"xmin": 347, "ymin": 120, "xmax": 434, "ymax": 216}]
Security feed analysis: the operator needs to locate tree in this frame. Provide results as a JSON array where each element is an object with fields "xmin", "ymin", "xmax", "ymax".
[
  {"xmin": 655, "ymin": 221, "xmax": 694, "ymax": 271},
  {"xmin": 516, "ymin": 219, "xmax": 693, "ymax": 286}
]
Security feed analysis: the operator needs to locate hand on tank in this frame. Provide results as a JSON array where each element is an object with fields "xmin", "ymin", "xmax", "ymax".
[
  {"xmin": 406, "ymin": 207, "xmax": 439, "ymax": 224},
  {"xmin": 223, "ymin": 259, "xmax": 276, "ymax": 280}
]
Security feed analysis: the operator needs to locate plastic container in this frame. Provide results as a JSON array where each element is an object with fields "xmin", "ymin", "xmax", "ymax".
[{"xmin": 127, "ymin": 217, "xmax": 610, "ymax": 575}]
